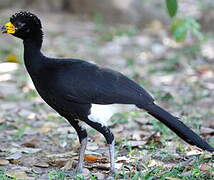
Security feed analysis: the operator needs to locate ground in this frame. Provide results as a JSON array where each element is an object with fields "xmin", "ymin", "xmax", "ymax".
[{"xmin": 0, "ymin": 11, "xmax": 214, "ymax": 180}]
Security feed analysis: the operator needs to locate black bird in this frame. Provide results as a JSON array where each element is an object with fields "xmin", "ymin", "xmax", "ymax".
[{"xmin": 2, "ymin": 12, "xmax": 214, "ymax": 174}]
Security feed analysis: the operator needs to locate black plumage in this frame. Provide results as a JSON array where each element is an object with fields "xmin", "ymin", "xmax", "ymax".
[{"xmin": 2, "ymin": 11, "xmax": 213, "ymax": 174}]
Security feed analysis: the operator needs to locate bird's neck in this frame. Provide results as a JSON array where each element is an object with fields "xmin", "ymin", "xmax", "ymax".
[
  {"xmin": 23, "ymin": 29, "xmax": 43, "ymax": 50},
  {"xmin": 23, "ymin": 39, "xmax": 44, "ymax": 72}
]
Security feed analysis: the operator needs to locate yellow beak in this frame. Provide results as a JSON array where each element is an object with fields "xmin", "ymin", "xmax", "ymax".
[{"xmin": 1, "ymin": 22, "xmax": 16, "ymax": 34}]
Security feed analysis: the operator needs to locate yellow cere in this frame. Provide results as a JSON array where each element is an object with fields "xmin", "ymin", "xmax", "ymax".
[{"xmin": 5, "ymin": 22, "xmax": 16, "ymax": 34}]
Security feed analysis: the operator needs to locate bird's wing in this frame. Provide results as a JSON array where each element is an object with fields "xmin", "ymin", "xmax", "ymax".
[{"xmin": 51, "ymin": 59, "xmax": 154, "ymax": 105}]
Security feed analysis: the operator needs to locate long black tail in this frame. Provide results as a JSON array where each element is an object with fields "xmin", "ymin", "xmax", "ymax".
[{"xmin": 137, "ymin": 103, "xmax": 214, "ymax": 151}]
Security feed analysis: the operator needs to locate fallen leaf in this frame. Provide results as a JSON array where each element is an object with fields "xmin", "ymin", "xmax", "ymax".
[
  {"xmin": 21, "ymin": 147, "xmax": 41, "ymax": 154},
  {"xmin": 196, "ymin": 65, "xmax": 214, "ymax": 78},
  {"xmin": 186, "ymin": 148, "xmax": 202, "ymax": 156},
  {"xmin": 5, "ymin": 53, "xmax": 19, "ymax": 63},
  {"xmin": 166, "ymin": 178, "xmax": 182, "ymax": 180},
  {"xmin": 91, "ymin": 164, "xmax": 109, "ymax": 171},
  {"xmin": 85, "ymin": 150, "xmax": 102, "ymax": 156},
  {"xmin": 48, "ymin": 159, "xmax": 67, "ymax": 167},
  {"xmin": 82, "ymin": 168, "xmax": 90, "ymax": 176},
  {"xmin": 0, "ymin": 118, "xmax": 5, "ymax": 124},
  {"xmin": 22, "ymin": 138, "xmax": 39, "ymax": 148},
  {"xmin": 181, "ymin": 170, "xmax": 192, "ymax": 177},
  {"xmin": 199, "ymin": 163, "xmax": 211, "ymax": 172},
  {"xmin": 34, "ymin": 162, "xmax": 49, "ymax": 168},
  {"xmin": 18, "ymin": 109, "xmax": 32, "ymax": 117},
  {"xmin": 39, "ymin": 122, "xmax": 57, "ymax": 134},
  {"xmin": 47, "ymin": 151, "xmax": 76, "ymax": 158},
  {"xmin": 200, "ymin": 127, "xmax": 214, "ymax": 136},
  {"xmin": 0, "ymin": 159, "xmax": 9, "ymax": 166},
  {"xmin": 93, "ymin": 172, "xmax": 105, "ymax": 179},
  {"xmin": 32, "ymin": 167, "xmax": 43, "ymax": 174},
  {"xmin": 146, "ymin": 132, "xmax": 162, "ymax": 147},
  {"xmin": 10, "ymin": 159, "xmax": 20, "ymax": 164},
  {"xmin": 132, "ymin": 130, "xmax": 147, "ymax": 140},
  {"xmin": 84, "ymin": 155, "xmax": 108, "ymax": 162},
  {"xmin": 6, "ymin": 152, "xmax": 22, "ymax": 160},
  {"xmin": 123, "ymin": 140, "xmax": 146, "ymax": 148},
  {"xmin": 62, "ymin": 160, "xmax": 74, "ymax": 170},
  {"xmin": 87, "ymin": 145, "xmax": 99, "ymax": 151},
  {"xmin": 116, "ymin": 156, "xmax": 129, "ymax": 163},
  {"xmin": 148, "ymin": 159, "xmax": 164, "ymax": 167},
  {"xmin": 92, "ymin": 163, "xmax": 122, "ymax": 170},
  {"xmin": 6, "ymin": 171, "xmax": 28, "ymax": 179}
]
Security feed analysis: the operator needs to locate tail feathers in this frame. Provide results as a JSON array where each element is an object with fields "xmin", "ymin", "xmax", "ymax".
[{"xmin": 138, "ymin": 103, "xmax": 214, "ymax": 152}]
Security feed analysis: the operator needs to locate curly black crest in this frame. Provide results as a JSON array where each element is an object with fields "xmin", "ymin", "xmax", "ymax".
[
  {"xmin": 10, "ymin": 11, "xmax": 42, "ymax": 29},
  {"xmin": 9, "ymin": 11, "xmax": 43, "ymax": 47}
]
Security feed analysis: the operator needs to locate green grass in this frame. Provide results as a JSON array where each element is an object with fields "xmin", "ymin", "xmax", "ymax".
[
  {"xmin": 48, "ymin": 170, "xmax": 67, "ymax": 180},
  {"xmin": 25, "ymin": 90, "xmax": 38, "ymax": 99},
  {"xmin": 48, "ymin": 170, "xmax": 90, "ymax": 180},
  {"xmin": 12, "ymin": 125, "xmax": 28, "ymax": 141},
  {"xmin": 0, "ymin": 169, "xmax": 16, "ymax": 180}
]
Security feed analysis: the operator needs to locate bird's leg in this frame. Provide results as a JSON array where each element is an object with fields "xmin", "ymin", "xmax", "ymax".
[
  {"xmin": 67, "ymin": 119, "xmax": 88, "ymax": 174},
  {"xmin": 75, "ymin": 137, "xmax": 87, "ymax": 173},
  {"xmin": 108, "ymin": 140, "xmax": 116, "ymax": 174},
  {"xmin": 84, "ymin": 118, "xmax": 116, "ymax": 174}
]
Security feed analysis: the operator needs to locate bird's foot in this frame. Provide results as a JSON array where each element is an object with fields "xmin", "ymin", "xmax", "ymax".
[
  {"xmin": 110, "ymin": 168, "xmax": 117, "ymax": 175},
  {"xmin": 62, "ymin": 166, "xmax": 83, "ymax": 178},
  {"xmin": 105, "ymin": 169, "xmax": 117, "ymax": 179},
  {"xmin": 62, "ymin": 171, "xmax": 76, "ymax": 178},
  {"xmin": 74, "ymin": 165, "xmax": 83, "ymax": 174}
]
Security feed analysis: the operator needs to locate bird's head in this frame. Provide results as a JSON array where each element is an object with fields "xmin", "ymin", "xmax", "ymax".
[{"xmin": 1, "ymin": 11, "xmax": 43, "ymax": 41}]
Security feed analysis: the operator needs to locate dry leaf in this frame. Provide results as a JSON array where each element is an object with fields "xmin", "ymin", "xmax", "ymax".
[
  {"xmin": 47, "ymin": 151, "xmax": 75, "ymax": 158},
  {"xmin": 6, "ymin": 152, "xmax": 22, "ymax": 160},
  {"xmin": 82, "ymin": 168, "xmax": 90, "ymax": 176},
  {"xmin": 93, "ymin": 172, "xmax": 105, "ymax": 179},
  {"xmin": 48, "ymin": 159, "xmax": 67, "ymax": 167},
  {"xmin": 166, "ymin": 178, "xmax": 182, "ymax": 180},
  {"xmin": 148, "ymin": 159, "xmax": 164, "ymax": 167},
  {"xmin": 34, "ymin": 162, "xmax": 49, "ymax": 168},
  {"xmin": 196, "ymin": 65, "xmax": 213, "ymax": 78},
  {"xmin": 6, "ymin": 171, "xmax": 28, "ymax": 179},
  {"xmin": 84, "ymin": 155, "xmax": 108, "ymax": 162},
  {"xmin": 132, "ymin": 130, "xmax": 146, "ymax": 140},
  {"xmin": 116, "ymin": 156, "xmax": 129, "ymax": 163},
  {"xmin": 0, "ymin": 159, "xmax": 9, "ymax": 166},
  {"xmin": 62, "ymin": 160, "xmax": 74, "ymax": 170},
  {"xmin": 200, "ymin": 127, "xmax": 214, "ymax": 136},
  {"xmin": 123, "ymin": 140, "xmax": 146, "ymax": 148},
  {"xmin": 186, "ymin": 148, "xmax": 202, "ymax": 156},
  {"xmin": 22, "ymin": 138, "xmax": 39, "ymax": 148},
  {"xmin": 5, "ymin": 53, "xmax": 19, "ymax": 63},
  {"xmin": 92, "ymin": 163, "xmax": 122, "ymax": 170},
  {"xmin": 199, "ymin": 163, "xmax": 211, "ymax": 172},
  {"xmin": 146, "ymin": 132, "xmax": 162, "ymax": 147},
  {"xmin": 10, "ymin": 159, "xmax": 20, "ymax": 164},
  {"xmin": 0, "ymin": 118, "xmax": 5, "ymax": 124},
  {"xmin": 21, "ymin": 147, "xmax": 41, "ymax": 154},
  {"xmin": 39, "ymin": 122, "xmax": 57, "ymax": 134}
]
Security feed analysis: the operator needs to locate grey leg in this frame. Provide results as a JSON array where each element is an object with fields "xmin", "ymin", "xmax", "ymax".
[
  {"xmin": 84, "ymin": 118, "xmax": 116, "ymax": 174},
  {"xmin": 75, "ymin": 137, "xmax": 87, "ymax": 173},
  {"xmin": 108, "ymin": 140, "xmax": 116, "ymax": 173},
  {"xmin": 67, "ymin": 119, "xmax": 88, "ymax": 173}
]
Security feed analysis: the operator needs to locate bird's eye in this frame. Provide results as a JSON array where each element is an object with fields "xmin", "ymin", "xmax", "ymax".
[{"xmin": 16, "ymin": 22, "xmax": 26, "ymax": 29}]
